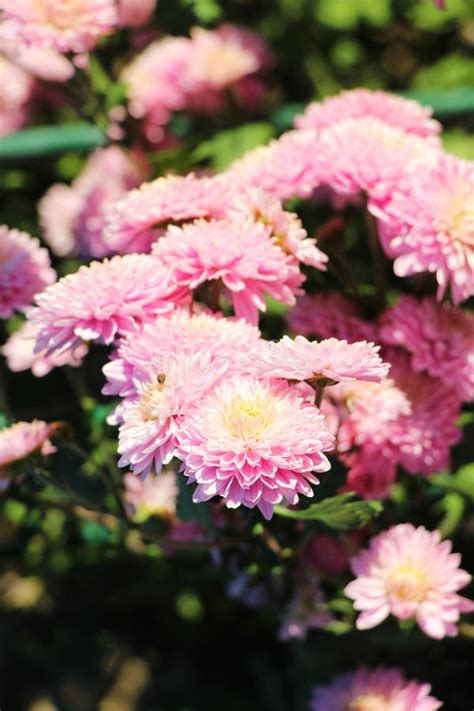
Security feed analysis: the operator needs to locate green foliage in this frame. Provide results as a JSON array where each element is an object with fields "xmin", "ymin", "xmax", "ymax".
[
  {"xmin": 431, "ymin": 464, "xmax": 474, "ymax": 502},
  {"xmin": 192, "ymin": 122, "xmax": 276, "ymax": 170},
  {"xmin": 274, "ymin": 493, "xmax": 383, "ymax": 529},
  {"xmin": 176, "ymin": 475, "xmax": 211, "ymax": 525},
  {"xmin": 0, "ymin": 124, "xmax": 106, "ymax": 160}
]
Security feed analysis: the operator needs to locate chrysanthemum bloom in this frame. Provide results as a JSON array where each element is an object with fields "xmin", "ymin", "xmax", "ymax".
[
  {"xmin": 0, "ymin": 226, "xmax": 56, "ymax": 319},
  {"xmin": 103, "ymin": 310, "xmax": 261, "ymax": 399},
  {"xmin": 279, "ymin": 572, "xmax": 333, "ymax": 640},
  {"xmin": 288, "ymin": 293, "xmax": 377, "ymax": 343},
  {"xmin": 379, "ymin": 296, "xmax": 474, "ymax": 402},
  {"xmin": 229, "ymin": 188, "xmax": 327, "ymax": 270},
  {"xmin": 313, "ymin": 117, "xmax": 440, "ymax": 221},
  {"xmin": 117, "ymin": 0, "xmax": 156, "ymax": 27},
  {"xmin": 152, "ymin": 218, "xmax": 304, "ymax": 325},
  {"xmin": 0, "ymin": 56, "xmax": 35, "ymax": 136},
  {"xmin": 345, "ymin": 523, "xmax": 474, "ymax": 638},
  {"xmin": 104, "ymin": 173, "xmax": 233, "ymax": 254},
  {"xmin": 39, "ymin": 147, "xmax": 144, "ymax": 258},
  {"xmin": 0, "ymin": 0, "xmax": 118, "ymax": 54},
  {"xmin": 225, "ymin": 129, "xmax": 322, "ymax": 201},
  {"xmin": 117, "ymin": 351, "xmax": 231, "ymax": 476},
  {"xmin": 340, "ymin": 446, "xmax": 398, "ymax": 500},
  {"xmin": 177, "ymin": 376, "xmax": 334, "ymax": 519},
  {"xmin": 388, "ymin": 156, "xmax": 474, "ymax": 304},
  {"xmin": 123, "ymin": 470, "xmax": 178, "ymax": 519},
  {"xmin": 0, "ymin": 420, "xmax": 58, "ymax": 478},
  {"xmin": 28, "ymin": 255, "xmax": 189, "ymax": 355},
  {"xmin": 253, "ymin": 335, "xmax": 389, "ymax": 387},
  {"xmin": 311, "ymin": 666, "xmax": 442, "ymax": 711},
  {"xmin": 295, "ymin": 88, "xmax": 441, "ymax": 140},
  {"xmin": 3, "ymin": 321, "xmax": 87, "ymax": 377}
]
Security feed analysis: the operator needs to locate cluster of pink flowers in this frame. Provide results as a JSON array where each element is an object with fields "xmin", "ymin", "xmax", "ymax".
[
  {"xmin": 0, "ymin": 420, "xmax": 58, "ymax": 487},
  {"xmin": 122, "ymin": 24, "xmax": 272, "ymax": 144}
]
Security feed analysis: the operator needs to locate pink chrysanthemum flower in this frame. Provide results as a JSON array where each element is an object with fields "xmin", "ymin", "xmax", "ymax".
[
  {"xmin": 177, "ymin": 376, "xmax": 334, "ymax": 519},
  {"xmin": 341, "ymin": 446, "xmax": 398, "ymax": 500},
  {"xmin": 0, "ymin": 56, "xmax": 34, "ymax": 136},
  {"xmin": 103, "ymin": 310, "xmax": 261, "ymax": 399},
  {"xmin": 311, "ymin": 666, "xmax": 442, "ymax": 711},
  {"xmin": 28, "ymin": 255, "xmax": 189, "ymax": 354},
  {"xmin": 0, "ymin": 226, "xmax": 56, "ymax": 319},
  {"xmin": 39, "ymin": 147, "xmax": 144, "ymax": 259},
  {"xmin": 225, "ymin": 129, "xmax": 321, "ymax": 201},
  {"xmin": 288, "ymin": 293, "xmax": 378, "ymax": 343},
  {"xmin": 345, "ymin": 523, "xmax": 474, "ymax": 639},
  {"xmin": 0, "ymin": 0, "xmax": 118, "ymax": 54},
  {"xmin": 123, "ymin": 470, "xmax": 178, "ymax": 519},
  {"xmin": 104, "ymin": 173, "xmax": 233, "ymax": 254},
  {"xmin": 117, "ymin": 0, "xmax": 156, "ymax": 27},
  {"xmin": 389, "ymin": 155, "xmax": 474, "ymax": 304},
  {"xmin": 152, "ymin": 218, "xmax": 304, "ymax": 325},
  {"xmin": 3, "ymin": 321, "xmax": 87, "ymax": 377},
  {"xmin": 117, "ymin": 352, "xmax": 231, "ymax": 476},
  {"xmin": 253, "ymin": 335, "xmax": 389, "ymax": 386},
  {"xmin": 295, "ymin": 88, "xmax": 441, "ymax": 140},
  {"xmin": 313, "ymin": 117, "xmax": 440, "ymax": 220},
  {"xmin": 229, "ymin": 188, "xmax": 327, "ymax": 270},
  {"xmin": 0, "ymin": 420, "xmax": 57, "ymax": 477},
  {"xmin": 379, "ymin": 296, "xmax": 474, "ymax": 402}
]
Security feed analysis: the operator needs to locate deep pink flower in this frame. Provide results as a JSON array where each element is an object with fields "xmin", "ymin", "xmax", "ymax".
[
  {"xmin": 253, "ymin": 335, "xmax": 389, "ymax": 385},
  {"xmin": 0, "ymin": 420, "xmax": 57, "ymax": 476},
  {"xmin": 379, "ymin": 295, "xmax": 474, "ymax": 402},
  {"xmin": 388, "ymin": 155, "xmax": 474, "ymax": 304},
  {"xmin": 341, "ymin": 446, "xmax": 398, "ymax": 500},
  {"xmin": 104, "ymin": 173, "xmax": 233, "ymax": 254},
  {"xmin": 3, "ymin": 321, "xmax": 87, "ymax": 377},
  {"xmin": 28, "ymin": 255, "xmax": 189, "ymax": 354},
  {"xmin": 103, "ymin": 310, "xmax": 261, "ymax": 399},
  {"xmin": 0, "ymin": 226, "xmax": 56, "ymax": 319},
  {"xmin": 0, "ymin": 56, "xmax": 34, "ymax": 136},
  {"xmin": 345, "ymin": 523, "xmax": 474, "ymax": 639},
  {"xmin": 229, "ymin": 188, "xmax": 327, "ymax": 270},
  {"xmin": 295, "ymin": 89, "xmax": 441, "ymax": 140},
  {"xmin": 117, "ymin": 0, "xmax": 156, "ymax": 27},
  {"xmin": 0, "ymin": 0, "xmax": 118, "ymax": 54},
  {"xmin": 311, "ymin": 666, "xmax": 442, "ymax": 711},
  {"xmin": 288, "ymin": 293, "xmax": 377, "ymax": 343},
  {"xmin": 177, "ymin": 376, "xmax": 334, "ymax": 519},
  {"xmin": 123, "ymin": 470, "xmax": 178, "ymax": 519},
  {"xmin": 39, "ymin": 147, "xmax": 144, "ymax": 258},
  {"xmin": 152, "ymin": 218, "xmax": 304, "ymax": 325}
]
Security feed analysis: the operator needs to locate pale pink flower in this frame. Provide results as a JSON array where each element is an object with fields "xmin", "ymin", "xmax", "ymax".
[
  {"xmin": 311, "ymin": 666, "xmax": 442, "ymax": 711},
  {"xmin": 288, "ymin": 293, "xmax": 378, "ymax": 343},
  {"xmin": 0, "ymin": 0, "xmax": 118, "ymax": 54},
  {"xmin": 389, "ymin": 155, "xmax": 474, "ymax": 304},
  {"xmin": 177, "ymin": 376, "xmax": 334, "ymax": 519},
  {"xmin": 3, "ymin": 320, "xmax": 87, "ymax": 377},
  {"xmin": 225, "ymin": 129, "xmax": 321, "ymax": 201},
  {"xmin": 0, "ymin": 21, "xmax": 76, "ymax": 81},
  {"xmin": 0, "ymin": 420, "xmax": 57, "ymax": 477},
  {"xmin": 118, "ymin": 0, "xmax": 156, "ymax": 27},
  {"xmin": 117, "ymin": 351, "xmax": 231, "ymax": 476},
  {"xmin": 295, "ymin": 88, "xmax": 441, "ymax": 140},
  {"xmin": 229, "ymin": 188, "xmax": 327, "ymax": 270},
  {"xmin": 0, "ymin": 56, "xmax": 34, "ymax": 135},
  {"xmin": 103, "ymin": 310, "xmax": 261, "ymax": 398},
  {"xmin": 345, "ymin": 523, "xmax": 474, "ymax": 639},
  {"xmin": 253, "ymin": 335, "xmax": 389, "ymax": 385},
  {"xmin": 39, "ymin": 147, "xmax": 144, "ymax": 258},
  {"xmin": 28, "ymin": 255, "xmax": 189, "ymax": 354},
  {"xmin": 379, "ymin": 296, "xmax": 474, "ymax": 402},
  {"xmin": 123, "ymin": 470, "xmax": 178, "ymax": 519},
  {"xmin": 314, "ymin": 118, "xmax": 441, "ymax": 221},
  {"xmin": 0, "ymin": 226, "xmax": 56, "ymax": 319},
  {"xmin": 152, "ymin": 218, "xmax": 304, "ymax": 325},
  {"xmin": 104, "ymin": 173, "xmax": 233, "ymax": 254}
]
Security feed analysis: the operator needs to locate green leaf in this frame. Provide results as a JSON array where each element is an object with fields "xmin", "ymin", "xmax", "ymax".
[
  {"xmin": 401, "ymin": 87, "xmax": 474, "ymax": 116},
  {"xmin": 431, "ymin": 464, "xmax": 474, "ymax": 502},
  {"xmin": 192, "ymin": 122, "xmax": 275, "ymax": 171},
  {"xmin": 176, "ymin": 474, "xmax": 211, "ymax": 525},
  {"xmin": 274, "ymin": 493, "xmax": 383, "ymax": 530},
  {"xmin": 0, "ymin": 123, "xmax": 106, "ymax": 160}
]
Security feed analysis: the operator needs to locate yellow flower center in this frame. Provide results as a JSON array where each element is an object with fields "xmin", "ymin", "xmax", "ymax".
[
  {"xmin": 388, "ymin": 566, "xmax": 428, "ymax": 602},
  {"xmin": 223, "ymin": 395, "xmax": 274, "ymax": 442},
  {"xmin": 348, "ymin": 694, "xmax": 388, "ymax": 711},
  {"xmin": 139, "ymin": 374, "xmax": 167, "ymax": 422},
  {"xmin": 445, "ymin": 193, "xmax": 474, "ymax": 247},
  {"xmin": 35, "ymin": 0, "xmax": 90, "ymax": 30}
]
